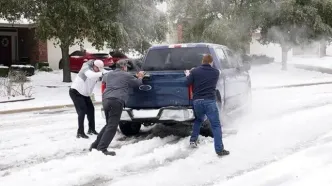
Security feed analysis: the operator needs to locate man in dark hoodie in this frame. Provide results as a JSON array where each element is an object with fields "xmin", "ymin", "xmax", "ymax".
[
  {"xmin": 185, "ymin": 54, "xmax": 230, "ymax": 157},
  {"xmin": 89, "ymin": 60, "xmax": 145, "ymax": 156}
]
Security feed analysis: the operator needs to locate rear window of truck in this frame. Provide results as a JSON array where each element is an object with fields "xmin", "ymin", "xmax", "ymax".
[{"xmin": 143, "ymin": 47, "xmax": 210, "ymax": 71}]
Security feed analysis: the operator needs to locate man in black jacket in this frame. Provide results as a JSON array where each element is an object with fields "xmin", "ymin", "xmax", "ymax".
[
  {"xmin": 185, "ymin": 54, "xmax": 230, "ymax": 157},
  {"xmin": 89, "ymin": 60, "xmax": 145, "ymax": 156}
]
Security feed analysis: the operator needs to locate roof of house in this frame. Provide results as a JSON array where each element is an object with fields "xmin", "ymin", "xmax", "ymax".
[{"xmin": 0, "ymin": 17, "xmax": 34, "ymax": 28}]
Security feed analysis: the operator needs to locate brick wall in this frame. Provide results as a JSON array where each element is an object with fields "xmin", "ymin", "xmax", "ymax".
[
  {"xmin": 31, "ymin": 39, "xmax": 48, "ymax": 63},
  {"xmin": 17, "ymin": 28, "xmax": 48, "ymax": 64}
]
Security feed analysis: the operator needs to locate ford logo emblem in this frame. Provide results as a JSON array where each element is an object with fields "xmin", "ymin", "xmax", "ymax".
[{"xmin": 139, "ymin": 85, "xmax": 152, "ymax": 91}]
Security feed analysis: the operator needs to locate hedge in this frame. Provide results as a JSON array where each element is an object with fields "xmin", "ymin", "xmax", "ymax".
[
  {"xmin": 244, "ymin": 54, "xmax": 275, "ymax": 65},
  {"xmin": 10, "ymin": 65, "xmax": 35, "ymax": 76},
  {"xmin": 37, "ymin": 62, "xmax": 49, "ymax": 69},
  {"xmin": 39, "ymin": 66, "xmax": 53, "ymax": 72},
  {"xmin": 0, "ymin": 66, "xmax": 9, "ymax": 77}
]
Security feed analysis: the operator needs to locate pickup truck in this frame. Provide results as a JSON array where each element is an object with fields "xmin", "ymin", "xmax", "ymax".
[{"xmin": 101, "ymin": 43, "xmax": 252, "ymax": 137}]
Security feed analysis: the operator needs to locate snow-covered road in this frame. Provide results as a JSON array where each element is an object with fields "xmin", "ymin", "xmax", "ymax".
[{"xmin": 1, "ymin": 65, "xmax": 332, "ymax": 186}]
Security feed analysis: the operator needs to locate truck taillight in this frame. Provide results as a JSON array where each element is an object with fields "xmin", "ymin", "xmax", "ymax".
[
  {"xmin": 188, "ymin": 85, "xmax": 193, "ymax": 99},
  {"xmin": 101, "ymin": 82, "xmax": 106, "ymax": 94}
]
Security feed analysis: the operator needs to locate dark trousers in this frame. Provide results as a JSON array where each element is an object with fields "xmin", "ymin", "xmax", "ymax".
[
  {"xmin": 69, "ymin": 88, "xmax": 96, "ymax": 134},
  {"xmin": 92, "ymin": 97, "xmax": 124, "ymax": 152}
]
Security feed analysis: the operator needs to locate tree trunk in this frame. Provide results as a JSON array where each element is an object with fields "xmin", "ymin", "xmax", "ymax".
[
  {"xmin": 281, "ymin": 46, "xmax": 289, "ymax": 71},
  {"xmin": 61, "ymin": 45, "xmax": 71, "ymax": 82},
  {"xmin": 319, "ymin": 40, "xmax": 327, "ymax": 58}
]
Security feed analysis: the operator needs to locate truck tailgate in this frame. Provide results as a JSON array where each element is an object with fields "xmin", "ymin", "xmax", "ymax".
[{"xmin": 126, "ymin": 71, "xmax": 190, "ymax": 109}]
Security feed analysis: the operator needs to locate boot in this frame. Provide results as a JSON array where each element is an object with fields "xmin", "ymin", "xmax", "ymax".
[
  {"xmin": 102, "ymin": 150, "xmax": 116, "ymax": 156},
  {"xmin": 89, "ymin": 142, "xmax": 97, "ymax": 151},
  {"xmin": 87, "ymin": 129, "xmax": 99, "ymax": 135},
  {"xmin": 217, "ymin": 149, "xmax": 230, "ymax": 156},
  {"xmin": 189, "ymin": 141, "xmax": 198, "ymax": 148},
  {"xmin": 77, "ymin": 133, "xmax": 89, "ymax": 139}
]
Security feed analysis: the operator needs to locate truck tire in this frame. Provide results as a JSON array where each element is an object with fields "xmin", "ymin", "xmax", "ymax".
[
  {"xmin": 200, "ymin": 119, "xmax": 213, "ymax": 137},
  {"xmin": 119, "ymin": 121, "xmax": 142, "ymax": 136},
  {"xmin": 199, "ymin": 92, "xmax": 225, "ymax": 138}
]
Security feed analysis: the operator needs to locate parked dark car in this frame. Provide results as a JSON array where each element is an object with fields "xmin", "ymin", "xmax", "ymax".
[{"xmin": 102, "ymin": 43, "xmax": 252, "ymax": 136}]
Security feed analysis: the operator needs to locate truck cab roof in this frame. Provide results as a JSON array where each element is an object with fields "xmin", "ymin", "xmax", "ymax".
[{"xmin": 149, "ymin": 43, "xmax": 227, "ymax": 50}]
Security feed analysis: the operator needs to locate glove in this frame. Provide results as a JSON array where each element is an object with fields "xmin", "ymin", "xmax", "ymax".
[{"xmin": 184, "ymin": 70, "xmax": 190, "ymax": 77}]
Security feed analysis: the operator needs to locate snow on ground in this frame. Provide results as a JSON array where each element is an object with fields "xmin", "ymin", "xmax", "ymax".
[
  {"xmin": 250, "ymin": 62, "xmax": 332, "ymax": 89},
  {"xmin": 1, "ymin": 57, "xmax": 332, "ymax": 185},
  {"xmin": 1, "ymin": 73, "xmax": 332, "ymax": 185},
  {"xmin": 215, "ymin": 130, "xmax": 332, "ymax": 186},
  {"xmin": 288, "ymin": 56, "xmax": 332, "ymax": 69},
  {"xmin": 0, "ymin": 70, "xmax": 102, "ymax": 111}
]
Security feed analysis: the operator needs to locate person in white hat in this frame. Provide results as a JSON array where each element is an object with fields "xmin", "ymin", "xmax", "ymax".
[{"xmin": 69, "ymin": 59, "xmax": 106, "ymax": 139}]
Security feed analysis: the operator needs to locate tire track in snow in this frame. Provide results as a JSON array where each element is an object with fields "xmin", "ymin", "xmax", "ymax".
[
  {"xmin": 0, "ymin": 134, "xmax": 180, "ymax": 177},
  {"xmin": 98, "ymin": 103, "xmax": 332, "ymax": 186},
  {"xmin": 0, "ymin": 135, "xmax": 182, "ymax": 185},
  {"xmin": 77, "ymin": 132, "xmax": 238, "ymax": 186},
  {"xmin": 77, "ymin": 139, "xmax": 200, "ymax": 186},
  {"xmin": 199, "ymin": 130, "xmax": 332, "ymax": 186}
]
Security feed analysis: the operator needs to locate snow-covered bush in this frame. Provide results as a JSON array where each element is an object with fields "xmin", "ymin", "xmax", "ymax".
[
  {"xmin": 246, "ymin": 55, "xmax": 275, "ymax": 65},
  {"xmin": 0, "ymin": 65, "xmax": 9, "ymax": 77},
  {"xmin": 39, "ymin": 66, "xmax": 53, "ymax": 72},
  {"xmin": 37, "ymin": 62, "xmax": 49, "ymax": 69},
  {"xmin": 0, "ymin": 70, "xmax": 33, "ymax": 98},
  {"xmin": 10, "ymin": 65, "xmax": 35, "ymax": 76}
]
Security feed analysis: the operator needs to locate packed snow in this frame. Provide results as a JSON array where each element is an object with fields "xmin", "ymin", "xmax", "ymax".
[{"xmin": 1, "ymin": 59, "xmax": 332, "ymax": 185}]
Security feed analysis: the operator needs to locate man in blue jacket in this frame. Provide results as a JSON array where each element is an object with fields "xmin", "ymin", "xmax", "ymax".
[{"xmin": 185, "ymin": 54, "xmax": 230, "ymax": 156}]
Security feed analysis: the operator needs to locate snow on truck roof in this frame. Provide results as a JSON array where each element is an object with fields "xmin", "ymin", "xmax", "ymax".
[
  {"xmin": 149, "ymin": 43, "xmax": 226, "ymax": 49},
  {"xmin": 84, "ymin": 48, "xmax": 109, "ymax": 54}
]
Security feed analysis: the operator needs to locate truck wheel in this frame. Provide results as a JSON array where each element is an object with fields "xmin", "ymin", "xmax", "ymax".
[
  {"xmin": 200, "ymin": 119, "xmax": 213, "ymax": 137},
  {"xmin": 199, "ymin": 99, "xmax": 225, "ymax": 138},
  {"xmin": 119, "ymin": 122, "xmax": 142, "ymax": 136}
]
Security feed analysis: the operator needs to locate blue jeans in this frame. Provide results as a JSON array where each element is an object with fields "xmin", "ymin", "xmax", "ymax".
[{"xmin": 190, "ymin": 99, "xmax": 224, "ymax": 153}]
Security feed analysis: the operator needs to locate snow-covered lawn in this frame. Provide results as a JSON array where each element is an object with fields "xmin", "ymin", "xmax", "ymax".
[
  {"xmin": 250, "ymin": 62, "xmax": 332, "ymax": 89},
  {"xmin": 1, "ymin": 75, "xmax": 332, "ymax": 185},
  {"xmin": 288, "ymin": 56, "xmax": 332, "ymax": 69},
  {"xmin": 0, "ymin": 70, "xmax": 102, "ymax": 112}
]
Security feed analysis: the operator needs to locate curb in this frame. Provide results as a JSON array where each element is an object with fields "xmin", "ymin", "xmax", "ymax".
[
  {"xmin": 0, "ymin": 97, "xmax": 35, "ymax": 103},
  {"xmin": 0, "ymin": 101, "xmax": 102, "ymax": 115}
]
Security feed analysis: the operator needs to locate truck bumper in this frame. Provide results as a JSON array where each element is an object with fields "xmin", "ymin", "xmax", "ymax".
[{"xmin": 101, "ymin": 106, "xmax": 195, "ymax": 123}]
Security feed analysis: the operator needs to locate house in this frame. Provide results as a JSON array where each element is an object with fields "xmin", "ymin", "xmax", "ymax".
[
  {"xmin": 0, "ymin": 18, "xmax": 47, "ymax": 67},
  {"xmin": 0, "ymin": 18, "xmax": 111, "ymax": 70}
]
